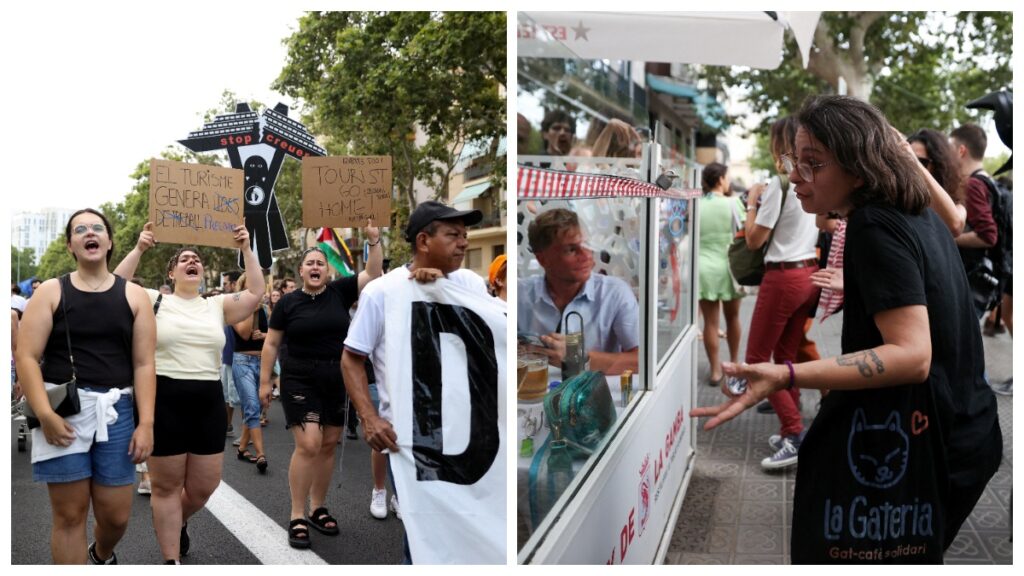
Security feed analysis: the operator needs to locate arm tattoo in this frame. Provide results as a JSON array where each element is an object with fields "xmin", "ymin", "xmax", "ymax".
[
  {"xmin": 233, "ymin": 293, "xmax": 241, "ymax": 302},
  {"xmin": 836, "ymin": 350, "xmax": 885, "ymax": 378}
]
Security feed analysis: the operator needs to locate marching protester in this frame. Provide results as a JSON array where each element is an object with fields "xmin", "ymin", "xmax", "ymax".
[
  {"xmin": 114, "ymin": 221, "xmax": 265, "ymax": 564},
  {"xmin": 342, "ymin": 201, "xmax": 506, "ymax": 563},
  {"xmin": 258, "ymin": 220, "xmax": 382, "ymax": 549},
  {"xmin": 692, "ymin": 95, "xmax": 1002, "ymax": 563},
  {"xmin": 266, "ymin": 287, "xmax": 282, "ymax": 403},
  {"xmin": 220, "ymin": 271, "xmax": 241, "ymax": 439},
  {"xmin": 231, "ymin": 274, "xmax": 270, "ymax": 472},
  {"xmin": 488, "ymin": 254, "xmax": 507, "ymax": 301},
  {"xmin": 16, "ymin": 208, "xmax": 156, "ymax": 564}
]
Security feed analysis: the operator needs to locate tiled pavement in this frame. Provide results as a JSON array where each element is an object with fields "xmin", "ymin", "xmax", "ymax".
[{"xmin": 666, "ymin": 293, "xmax": 1014, "ymax": 564}]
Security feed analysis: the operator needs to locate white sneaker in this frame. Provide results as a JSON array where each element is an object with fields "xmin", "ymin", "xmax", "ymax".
[
  {"xmin": 272, "ymin": 387, "xmax": 280, "ymax": 399},
  {"xmin": 390, "ymin": 494, "xmax": 401, "ymax": 520},
  {"xmin": 370, "ymin": 488, "xmax": 387, "ymax": 519},
  {"xmin": 137, "ymin": 479, "xmax": 152, "ymax": 495},
  {"xmin": 761, "ymin": 437, "xmax": 800, "ymax": 470},
  {"xmin": 769, "ymin": 432, "xmax": 805, "ymax": 453}
]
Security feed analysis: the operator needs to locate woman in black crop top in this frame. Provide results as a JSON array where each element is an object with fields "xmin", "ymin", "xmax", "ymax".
[
  {"xmin": 15, "ymin": 208, "xmax": 156, "ymax": 564},
  {"xmin": 230, "ymin": 274, "xmax": 271, "ymax": 472},
  {"xmin": 258, "ymin": 221, "xmax": 382, "ymax": 549}
]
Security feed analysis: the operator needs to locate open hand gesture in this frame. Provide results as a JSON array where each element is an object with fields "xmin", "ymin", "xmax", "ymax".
[{"xmin": 689, "ymin": 361, "xmax": 787, "ymax": 431}]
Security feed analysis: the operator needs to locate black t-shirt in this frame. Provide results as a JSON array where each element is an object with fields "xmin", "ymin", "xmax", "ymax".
[
  {"xmin": 269, "ymin": 276, "xmax": 359, "ymax": 359},
  {"xmin": 837, "ymin": 204, "xmax": 999, "ymax": 482},
  {"xmin": 791, "ymin": 204, "xmax": 1001, "ymax": 562}
]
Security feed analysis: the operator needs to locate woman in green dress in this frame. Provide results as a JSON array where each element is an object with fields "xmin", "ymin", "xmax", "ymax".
[{"xmin": 698, "ymin": 162, "xmax": 746, "ymax": 386}]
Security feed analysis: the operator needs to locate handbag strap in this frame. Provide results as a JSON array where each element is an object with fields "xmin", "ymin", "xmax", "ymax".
[
  {"xmin": 763, "ymin": 174, "xmax": 790, "ymax": 253},
  {"xmin": 59, "ymin": 274, "xmax": 77, "ymax": 383}
]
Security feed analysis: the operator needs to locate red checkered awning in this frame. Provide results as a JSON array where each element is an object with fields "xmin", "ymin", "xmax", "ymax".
[{"xmin": 517, "ymin": 165, "xmax": 701, "ymax": 200}]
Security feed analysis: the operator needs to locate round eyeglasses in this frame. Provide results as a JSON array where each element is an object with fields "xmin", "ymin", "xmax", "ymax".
[
  {"xmin": 780, "ymin": 154, "xmax": 834, "ymax": 183},
  {"xmin": 72, "ymin": 223, "xmax": 107, "ymax": 235}
]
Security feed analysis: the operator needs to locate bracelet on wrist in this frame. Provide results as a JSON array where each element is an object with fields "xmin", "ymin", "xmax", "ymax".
[
  {"xmin": 366, "ymin": 239, "xmax": 380, "ymax": 246},
  {"xmin": 783, "ymin": 360, "xmax": 796, "ymax": 390}
]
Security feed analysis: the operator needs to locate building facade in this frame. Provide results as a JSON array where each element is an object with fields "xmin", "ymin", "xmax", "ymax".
[
  {"xmin": 450, "ymin": 137, "xmax": 507, "ymax": 281},
  {"xmin": 11, "ymin": 207, "xmax": 76, "ymax": 275}
]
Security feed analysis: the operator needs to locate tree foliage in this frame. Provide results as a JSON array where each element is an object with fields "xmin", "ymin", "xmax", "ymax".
[
  {"xmin": 11, "ymin": 246, "xmax": 37, "ymax": 283},
  {"xmin": 274, "ymin": 11, "xmax": 507, "ymax": 265},
  {"xmin": 36, "ymin": 233, "xmax": 76, "ymax": 281},
  {"xmin": 37, "ymin": 95, "xmax": 277, "ymax": 289},
  {"xmin": 704, "ymin": 11, "xmax": 1013, "ymax": 137}
]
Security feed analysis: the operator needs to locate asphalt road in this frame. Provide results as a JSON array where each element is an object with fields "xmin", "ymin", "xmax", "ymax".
[{"xmin": 10, "ymin": 398, "xmax": 405, "ymax": 565}]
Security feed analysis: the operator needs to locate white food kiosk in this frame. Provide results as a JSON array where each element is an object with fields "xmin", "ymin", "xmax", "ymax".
[{"xmin": 516, "ymin": 11, "xmax": 820, "ymax": 564}]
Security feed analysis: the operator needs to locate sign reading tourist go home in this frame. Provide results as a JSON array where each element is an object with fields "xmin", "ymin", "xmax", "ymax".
[
  {"xmin": 301, "ymin": 156, "xmax": 392, "ymax": 228},
  {"xmin": 179, "ymin": 103, "xmax": 326, "ymax": 269}
]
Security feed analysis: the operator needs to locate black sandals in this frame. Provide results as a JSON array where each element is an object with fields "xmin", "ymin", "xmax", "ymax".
[
  {"xmin": 307, "ymin": 507, "xmax": 340, "ymax": 535},
  {"xmin": 288, "ymin": 519, "xmax": 311, "ymax": 549}
]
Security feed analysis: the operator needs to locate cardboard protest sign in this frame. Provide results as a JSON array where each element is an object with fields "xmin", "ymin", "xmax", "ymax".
[
  {"xmin": 302, "ymin": 156, "xmax": 392, "ymax": 228},
  {"xmin": 179, "ymin": 103, "xmax": 327, "ymax": 268},
  {"xmin": 149, "ymin": 159, "xmax": 244, "ymax": 248}
]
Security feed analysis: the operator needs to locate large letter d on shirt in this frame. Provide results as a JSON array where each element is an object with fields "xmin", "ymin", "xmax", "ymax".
[{"xmin": 410, "ymin": 302, "xmax": 499, "ymax": 484}]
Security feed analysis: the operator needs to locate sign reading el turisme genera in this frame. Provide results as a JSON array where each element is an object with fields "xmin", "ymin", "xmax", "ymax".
[{"xmin": 149, "ymin": 159, "xmax": 244, "ymax": 248}]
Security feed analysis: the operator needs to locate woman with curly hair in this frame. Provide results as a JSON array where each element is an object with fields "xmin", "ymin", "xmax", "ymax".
[{"xmin": 115, "ymin": 222, "xmax": 265, "ymax": 564}]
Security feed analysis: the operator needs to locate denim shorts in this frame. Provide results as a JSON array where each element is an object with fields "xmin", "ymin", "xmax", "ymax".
[{"xmin": 32, "ymin": 390, "xmax": 136, "ymax": 486}]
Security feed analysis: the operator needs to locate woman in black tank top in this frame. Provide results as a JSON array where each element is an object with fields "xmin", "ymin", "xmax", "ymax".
[{"xmin": 14, "ymin": 208, "xmax": 156, "ymax": 564}]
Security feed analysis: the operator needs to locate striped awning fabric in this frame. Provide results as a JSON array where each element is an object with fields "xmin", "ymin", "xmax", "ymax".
[{"xmin": 516, "ymin": 164, "xmax": 701, "ymax": 200}]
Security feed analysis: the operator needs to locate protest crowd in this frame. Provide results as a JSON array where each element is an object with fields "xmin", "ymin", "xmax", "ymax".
[{"xmin": 12, "ymin": 201, "xmax": 508, "ymax": 565}]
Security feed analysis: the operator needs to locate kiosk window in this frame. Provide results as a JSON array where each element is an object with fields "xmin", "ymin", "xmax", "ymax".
[
  {"xmin": 656, "ymin": 198, "xmax": 694, "ymax": 363},
  {"xmin": 516, "ymin": 197, "xmax": 644, "ymax": 550}
]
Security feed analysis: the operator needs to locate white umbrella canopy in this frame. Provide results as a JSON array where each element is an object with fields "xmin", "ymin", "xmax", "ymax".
[{"xmin": 518, "ymin": 11, "xmax": 820, "ymax": 70}]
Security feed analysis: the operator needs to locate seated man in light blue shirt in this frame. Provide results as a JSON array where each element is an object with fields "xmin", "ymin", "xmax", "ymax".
[{"xmin": 519, "ymin": 208, "xmax": 639, "ymax": 375}]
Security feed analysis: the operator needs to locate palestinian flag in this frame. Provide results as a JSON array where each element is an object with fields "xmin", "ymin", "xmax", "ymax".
[{"xmin": 317, "ymin": 227, "xmax": 355, "ymax": 277}]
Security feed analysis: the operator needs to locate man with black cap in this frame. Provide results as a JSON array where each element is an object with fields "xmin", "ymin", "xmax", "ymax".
[{"xmin": 340, "ymin": 200, "xmax": 495, "ymax": 562}]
